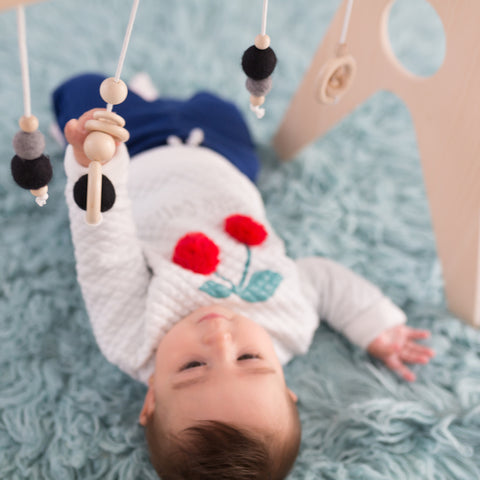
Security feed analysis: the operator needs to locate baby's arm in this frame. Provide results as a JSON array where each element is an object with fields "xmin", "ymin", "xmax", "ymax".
[
  {"xmin": 296, "ymin": 257, "xmax": 434, "ymax": 381},
  {"xmin": 64, "ymin": 110, "xmax": 150, "ymax": 377}
]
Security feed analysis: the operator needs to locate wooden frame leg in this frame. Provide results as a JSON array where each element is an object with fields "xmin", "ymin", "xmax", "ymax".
[{"xmin": 274, "ymin": 0, "xmax": 480, "ymax": 327}]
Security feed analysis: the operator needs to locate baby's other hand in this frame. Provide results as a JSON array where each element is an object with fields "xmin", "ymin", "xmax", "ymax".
[
  {"xmin": 367, "ymin": 325, "xmax": 435, "ymax": 382},
  {"xmin": 64, "ymin": 109, "xmax": 113, "ymax": 167}
]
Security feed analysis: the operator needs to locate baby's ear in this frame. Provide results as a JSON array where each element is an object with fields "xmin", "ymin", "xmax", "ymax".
[{"xmin": 139, "ymin": 384, "xmax": 155, "ymax": 426}]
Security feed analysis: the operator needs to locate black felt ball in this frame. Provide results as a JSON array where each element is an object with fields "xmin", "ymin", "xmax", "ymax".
[
  {"xmin": 11, "ymin": 154, "xmax": 52, "ymax": 190},
  {"xmin": 73, "ymin": 174, "xmax": 116, "ymax": 212},
  {"xmin": 241, "ymin": 45, "xmax": 277, "ymax": 80}
]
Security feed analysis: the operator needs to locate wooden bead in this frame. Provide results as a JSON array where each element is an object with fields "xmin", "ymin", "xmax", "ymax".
[
  {"xmin": 100, "ymin": 77, "xmax": 128, "ymax": 105},
  {"xmin": 83, "ymin": 131, "xmax": 116, "ymax": 163},
  {"xmin": 19, "ymin": 115, "xmax": 39, "ymax": 133},
  {"xmin": 30, "ymin": 185, "xmax": 48, "ymax": 197},
  {"xmin": 84, "ymin": 119, "xmax": 130, "ymax": 143},
  {"xmin": 254, "ymin": 34, "xmax": 271, "ymax": 50},
  {"xmin": 250, "ymin": 95, "xmax": 265, "ymax": 107},
  {"xmin": 93, "ymin": 110, "xmax": 126, "ymax": 127}
]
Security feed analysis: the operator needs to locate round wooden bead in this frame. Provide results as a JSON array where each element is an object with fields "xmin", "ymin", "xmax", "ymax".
[
  {"xmin": 19, "ymin": 115, "xmax": 39, "ymax": 133},
  {"xmin": 246, "ymin": 76, "xmax": 272, "ymax": 96},
  {"xmin": 13, "ymin": 130, "xmax": 45, "ymax": 160},
  {"xmin": 254, "ymin": 34, "xmax": 271, "ymax": 50},
  {"xmin": 100, "ymin": 77, "xmax": 128, "ymax": 105},
  {"xmin": 250, "ymin": 95, "xmax": 265, "ymax": 107},
  {"xmin": 83, "ymin": 131, "xmax": 116, "ymax": 163},
  {"xmin": 30, "ymin": 185, "xmax": 48, "ymax": 197}
]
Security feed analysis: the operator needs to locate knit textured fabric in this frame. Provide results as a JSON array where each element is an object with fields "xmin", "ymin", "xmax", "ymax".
[{"xmin": 64, "ymin": 141, "xmax": 405, "ymax": 383}]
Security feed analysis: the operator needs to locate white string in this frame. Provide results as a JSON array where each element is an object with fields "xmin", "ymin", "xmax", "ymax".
[
  {"xmin": 261, "ymin": 0, "xmax": 269, "ymax": 36},
  {"xmin": 250, "ymin": 104, "xmax": 265, "ymax": 119},
  {"xmin": 339, "ymin": 0, "xmax": 355, "ymax": 45},
  {"xmin": 106, "ymin": 0, "xmax": 141, "ymax": 112},
  {"xmin": 16, "ymin": 6, "xmax": 31, "ymax": 118}
]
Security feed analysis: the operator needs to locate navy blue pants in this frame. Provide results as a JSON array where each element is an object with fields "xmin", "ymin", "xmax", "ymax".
[{"xmin": 52, "ymin": 73, "xmax": 260, "ymax": 182}]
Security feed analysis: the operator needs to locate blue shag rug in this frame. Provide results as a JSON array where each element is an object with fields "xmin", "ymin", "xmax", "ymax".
[{"xmin": 1, "ymin": 0, "xmax": 479, "ymax": 478}]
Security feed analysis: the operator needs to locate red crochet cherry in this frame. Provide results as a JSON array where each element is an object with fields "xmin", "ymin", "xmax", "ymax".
[
  {"xmin": 224, "ymin": 214, "xmax": 268, "ymax": 246},
  {"xmin": 173, "ymin": 232, "xmax": 220, "ymax": 275}
]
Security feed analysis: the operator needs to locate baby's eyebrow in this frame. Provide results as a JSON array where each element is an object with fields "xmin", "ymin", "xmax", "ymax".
[{"xmin": 172, "ymin": 366, "xmax": 277, "ymax": 390}]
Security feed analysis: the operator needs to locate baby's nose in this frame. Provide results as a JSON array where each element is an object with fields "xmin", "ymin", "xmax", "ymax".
[{"xmin": 202, "ymin": 328, "xmax": 233, "ymax": 349}]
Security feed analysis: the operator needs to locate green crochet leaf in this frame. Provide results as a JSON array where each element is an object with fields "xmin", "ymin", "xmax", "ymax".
[
  {"xmin": 238, "ymin": 270, "xmax": 283, "ymax": 303},
  {"xmin": 199, "ymin": 280, "xmax": 232, "ymax": 299}
]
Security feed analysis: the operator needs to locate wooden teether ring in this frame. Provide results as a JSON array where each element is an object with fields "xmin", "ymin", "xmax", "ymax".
[
  {"xmin": 85, "ymin": 119, "xmax": 130, "ymax": 143},
  {"xmin": 93, "ymin": 110, "xmax": 126, "ymax": 127},
  {"xmin": 315, "ymin": 54, "xmax": 356, "ymax": 105}
]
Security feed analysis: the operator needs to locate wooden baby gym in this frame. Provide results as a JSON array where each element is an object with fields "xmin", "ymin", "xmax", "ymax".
[{"xmin": 3, "ymin": 0, "xmax": 479, "ymax": 332}]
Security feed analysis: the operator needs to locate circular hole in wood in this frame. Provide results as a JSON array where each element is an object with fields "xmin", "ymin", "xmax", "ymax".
[{"xmin": 387, "ymin": 0, "xmax": 445, "ymax": 77}]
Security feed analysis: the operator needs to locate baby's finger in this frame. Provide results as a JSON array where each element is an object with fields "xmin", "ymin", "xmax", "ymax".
[
  {"xmin": 406, "ymin": 341, "xmax": 435, "ymax": 358},
  {"xmin": 406, "ymin": 327, "xmax": 431, "ymax": 340},
  {"xmin": 384, "ymin": 355, "xmax": 416, "ymax": 382},
  {"xmin": 399, "ymin": 348, "xmax": 430, "ymax": 365}
]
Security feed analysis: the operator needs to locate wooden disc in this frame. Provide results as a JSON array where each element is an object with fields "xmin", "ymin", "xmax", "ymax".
[{"xmin": 315, "ymin": 54, "xmax": 357, "ymax": 105}]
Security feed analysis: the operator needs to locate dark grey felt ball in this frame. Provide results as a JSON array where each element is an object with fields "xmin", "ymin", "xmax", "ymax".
[
  {"xmin": 13, "ymin": 130, "xmax": 45, "ymax": 160},
  {"xmin": 246, "ymin": 76, "xmax": 273, "ymax": 96},
  {"xmin": 73, "ymin": 174, "xmax": 116, "ymax": 212}
]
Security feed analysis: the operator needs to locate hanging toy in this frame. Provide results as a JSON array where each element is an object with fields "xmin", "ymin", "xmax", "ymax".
[
  {"xmin": 11, "ymin": 5, "xmax": 52, "ymax": 207},
  {"xmin": 241, "ymin": 0, "xmax": 277, "ymax": 119},
  {"xmin": 315, "ymin": 0, "xmax": 356, "ymax": 105},
  {"xmin": 77, "ymin": 0, "xmax": 139, "ymax": 226}
]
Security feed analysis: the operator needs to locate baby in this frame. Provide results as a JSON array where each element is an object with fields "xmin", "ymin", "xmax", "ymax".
[{"xmin": 54, "ymin": 73, "xmax": 434, "ymax": 480}]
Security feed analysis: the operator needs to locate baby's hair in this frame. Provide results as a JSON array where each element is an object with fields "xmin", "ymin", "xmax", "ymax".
[{"xmin": 145, "ymin": 395, "xmax": 301, "ymax": 479}]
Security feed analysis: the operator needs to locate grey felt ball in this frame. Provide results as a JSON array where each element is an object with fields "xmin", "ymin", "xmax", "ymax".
[
  {"xmin": 246, "ymin": 76, "xmax": 273, "ymax": 96},
  {"xmin": 13, "ymin": 130, "xmax": 45, "ymax": 160}
]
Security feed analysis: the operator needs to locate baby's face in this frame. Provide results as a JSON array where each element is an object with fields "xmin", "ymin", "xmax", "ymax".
[{"xmin": 140, "ymin": 305, "xmax": 297, "ymax": 436}]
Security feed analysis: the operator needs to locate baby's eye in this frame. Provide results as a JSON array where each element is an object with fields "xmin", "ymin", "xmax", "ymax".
[
  {"xmin": 237, "ymin": 353, "xmax": 260, "ymax": 361},
  {"xmin": 180, "ymin": 360, "xmax": 205, "ymax": 371}
]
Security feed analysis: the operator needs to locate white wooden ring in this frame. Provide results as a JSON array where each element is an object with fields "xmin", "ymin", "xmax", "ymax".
[
  {"xmin": 85, "ymin": 161, "xmax": 103, "ymax": 226},
  {"xmin": 315, "ymin": 54, "xmax": 357, "ymax": 105},
  {"xmin": 93, "ymin": 110, "xmax": 126, "ymax": 127},
  {"xmin": 84, "ymin": 119, "xmax": 130, "ymax": 143}
]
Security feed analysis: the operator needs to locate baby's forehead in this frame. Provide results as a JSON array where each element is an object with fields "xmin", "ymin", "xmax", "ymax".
[{"xmin": 167, "ymin": 378, "xmax": 291, "ymax": 431}]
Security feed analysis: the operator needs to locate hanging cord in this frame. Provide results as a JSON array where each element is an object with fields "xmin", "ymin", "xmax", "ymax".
[
  {"xmin": 17, "ymin": 5, "xmax": 31, "ymax": 119},
  {"xmin": 339, "ymin": 0, "xmax": 355, "ymax": 45},
  {"xmin": 106, "ymin": 0, "xmax": 140, "ymax": 113},
  {"xmin": 260, "ymin": 0, "xmax": 269, "ymax": 36}
]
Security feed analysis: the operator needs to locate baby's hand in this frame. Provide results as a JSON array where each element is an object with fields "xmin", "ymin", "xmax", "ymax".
[
  {"xmin": 367, "ymin": 325, "xmax": 435, "ymax": 382},
  {"xmin": 64, "ymin": 108, "xmax": 117, "ymax": 167}
]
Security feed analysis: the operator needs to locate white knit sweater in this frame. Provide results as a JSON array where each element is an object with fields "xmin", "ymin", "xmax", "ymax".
[{"xmin": 64, "ymin": 141, "xmax": 406, "ymax": 384}]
